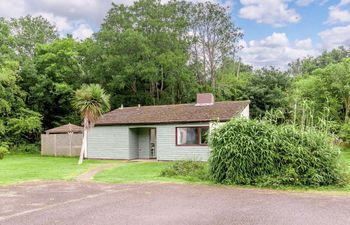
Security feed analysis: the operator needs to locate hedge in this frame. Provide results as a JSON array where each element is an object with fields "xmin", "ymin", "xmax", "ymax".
[{"xmin": 209, "ymin": 118, "xmax": 344, "ymax": 187}]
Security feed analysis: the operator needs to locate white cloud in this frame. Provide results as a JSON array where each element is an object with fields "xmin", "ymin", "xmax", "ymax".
[
  {"xmin": 322, "ymin": 0, "xmax": 350, "ymax": 50},
  {"xmin": 296, "ymin": 0, "xmax": 314, "ymax": 6},
  {"xmin": 239, "ymin": 0, "xmax": 301, "ymax": 27},
  {"xmin": 72, "ymin": 24, "xmax": 94, "ymax": 40},
  {"xmin": 295, "ymin": 38, "xmax": 312, "ymax": 48},
  {"xmin": 0, "ymin": 0, "xmax": 129, "ymax": 39},
  {"xmin": 32, "ymin": 12, "xmax": 95, "ymax": 40},
  {"xmin": 34, "ymin": 12, "xmax": 73, "ymax": 34},
  {"xmin": 319, "ymin": 24, "xmax": 350, "ymax": 49},
  {"xmin": 0, "ymin": 0, "xmax": 225, "ymax": 40},
  {"xmin": 258, "ymin": 32, "xmax": 289, "ymax": 47},
  {"xmin": 0, "ymin": 0, "xmax": 27, "ymax": 18},
  {"xmin": 325, "ymin": 0, "xmax": 350, "ymax": 24},
  {"xmin": 239, "ymin": 33, "xmax": 318, "ymax": 69},
  {"xmin": 326, "ymin": 5, "xmax": 350, "ymax": 24},
  {"xmin": 30, "ymin": 0, "xmax": 116, "ymax": 25},
  {"xmin": 340, "ymin": 0, "xmax": 350, "ymax": 6}
]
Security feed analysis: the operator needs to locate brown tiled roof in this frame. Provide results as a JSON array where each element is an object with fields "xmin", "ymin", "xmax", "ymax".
[
  {"xmin": 95, "ymin": 100, "xmax": 250, "ymax": 126},
  {"xmin": 45, "ymin": 123, "xmax": 83, "ymax": 134}
]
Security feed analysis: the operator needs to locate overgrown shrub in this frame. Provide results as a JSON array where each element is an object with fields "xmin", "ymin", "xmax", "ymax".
[
  {"xmin": 0, "ymin": 145, "xmax": 9, "ymax": 159},
  {"xmin": 161, "ymin": 160, "xmax": 209, "ymax": 181},
  {"xmin": 339, "ymin": 121, "xmax": 350, "ymax": 143},
  {"xmin": 209, "ymin": 118, "xmax": 344, "ymax": 187},
  {"xmin": 13, "ymin": 143, "xmax": 40, "ymax": 153}
]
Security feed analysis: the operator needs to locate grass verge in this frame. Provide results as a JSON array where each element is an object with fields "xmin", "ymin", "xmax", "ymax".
[
  {"xmin": 94, "ymin": 148, "xmax": 350, "ymax": 192},
  {"xmin": 2, "ymin": 147, "xmax": 350, "ymax": 193},
  {"xmin": 0, "ymin": 154, "xmax": 114, "ymax": 185},
  {"xmin": 93, "ymin": 161, "xmax": 210, "ymax": 184}
]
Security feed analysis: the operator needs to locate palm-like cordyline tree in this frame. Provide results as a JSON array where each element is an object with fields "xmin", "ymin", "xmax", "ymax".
[{"xmin": 73, "ymin": 84, "xmax": 110, "ymax": 164}]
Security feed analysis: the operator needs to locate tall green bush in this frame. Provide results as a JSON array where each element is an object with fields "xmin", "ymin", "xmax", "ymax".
[
  {"xmin": 0, "ymin": 145, "xmax": 9, "ymax": 159},
  {"xmin": 339, "ymin": 121, "xmax": 350, "ymax": 143},
  {"xmin": 209, "ymin": 118, "xmax": 344, "ymax": 186}
]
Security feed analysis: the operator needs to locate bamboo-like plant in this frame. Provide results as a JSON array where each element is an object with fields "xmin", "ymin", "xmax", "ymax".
[
  {"xmin": 73, "ymin": 84, "xmax": 110, "ymax": 164},
  {"xmin": 209, "ymin": 118, "xmax": 344, "ymax": 186},
  {"xmin": 287, "ymin": 97, "xmax": 336, "ymax": 134}
]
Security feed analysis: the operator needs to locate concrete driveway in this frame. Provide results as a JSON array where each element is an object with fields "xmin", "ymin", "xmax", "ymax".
[{"xmin": 0, "ymin": 181, "xmax": 350, "ymax": 225}]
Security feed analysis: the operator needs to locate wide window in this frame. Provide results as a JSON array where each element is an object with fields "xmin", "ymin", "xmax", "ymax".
[{"xmin": 176, "ymin": 127, "xmax": 209, "ymax": 146}]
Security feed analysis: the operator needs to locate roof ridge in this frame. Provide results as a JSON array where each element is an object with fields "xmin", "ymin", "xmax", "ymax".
[
  {"xmin": 96, "ymin": 100, "xmax": 250, "ymax": 125},
  {"xmin": 107, "ymin": 100, "xmax": 250, "ymax": 112},
  {"xmin": 45, "ymin": 123, "xmax": 83, "ymax": 134}
]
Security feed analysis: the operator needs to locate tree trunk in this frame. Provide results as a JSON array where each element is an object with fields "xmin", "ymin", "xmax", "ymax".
[
  {"xmin": 78, "ymin": 117, "xmax": 89, "ymax": 164},
  {"xmin": 345, "ymin": 96, "xmax": 350, "ymax": 121}
]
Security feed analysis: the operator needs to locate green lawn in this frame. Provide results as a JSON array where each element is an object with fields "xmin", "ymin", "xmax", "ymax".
[
  {"xmin": 336, "ymin": 147, "xmax": 350, "ymax": 191},
  {"xmin": 94, "ymin": 161, "xmax": 208, "ymax": 184},
  {"xmin": 341, "ymin": 147, "xmax": 350, "ymax": 168},
  {"xmin": 2, "ymin": 148, "xmax": 350, "ymax": 192},
  {"xmin": 0, "ymin": 154, "xmax": 114, "ymax": 185},
  {"xmin": 94, "ymin": 148, "xmax": 350, "ymax": 192}
]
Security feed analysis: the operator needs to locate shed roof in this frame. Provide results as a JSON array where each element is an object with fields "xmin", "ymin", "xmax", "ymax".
[
  {"xmin": 45, "ymin": 123, "xmax": 83, "ymax": 134},
  {"xmin": 95, "ymin": 100, "xmax": 250, "ymax": 126}
]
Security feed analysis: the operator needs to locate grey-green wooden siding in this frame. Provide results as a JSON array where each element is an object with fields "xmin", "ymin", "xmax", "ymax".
[
  {"xmin": 87, "ymin": 126, "xmax": 130, "ymax": 159},
  {"xmin": 156, "ymin": 123, "xmax": 210, "ymax": 161},
  {"xmin": 87, "ymin": 123, "xmax": 210, "ymax": 161}
]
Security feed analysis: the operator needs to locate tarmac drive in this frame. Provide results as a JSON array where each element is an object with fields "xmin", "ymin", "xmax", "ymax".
[{"xmin": 0, "ymin": 181, "xmax": 350, "ymax": 225}]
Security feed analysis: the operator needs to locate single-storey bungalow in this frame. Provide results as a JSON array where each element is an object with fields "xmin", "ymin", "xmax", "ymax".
[{"xmin": 87, "ymin": 93, "xmax": 249, "ymax": 161}]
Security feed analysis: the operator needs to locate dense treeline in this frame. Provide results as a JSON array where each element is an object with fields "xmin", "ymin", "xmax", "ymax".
[{"xmin": 1, "ymin": 0, "xmax": 350, "ymax": 151}]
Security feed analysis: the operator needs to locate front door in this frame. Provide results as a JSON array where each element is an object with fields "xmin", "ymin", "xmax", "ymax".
[{"xmin": 149, "ymin": 128, "xmax": 156, "ymax": 159}]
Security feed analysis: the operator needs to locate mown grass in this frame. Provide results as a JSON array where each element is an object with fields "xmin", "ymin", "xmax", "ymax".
[
  {"xmin": 2, "ymin": 148, "xmax": 350, "ymax": 193},
  {"xmin": 341, "ymin": 147, "xmax": 350, "ymax": 168},
  {"xmin": 94, "ymin": 148, "xmax": 350, "ymax": 192},
  {"xmin": 93, "ymin": 161, "xmax": 210, "ymax": 184},
  {"xmin": 0, "ymin": 154, "xmax": 114, "ymax": 185}
]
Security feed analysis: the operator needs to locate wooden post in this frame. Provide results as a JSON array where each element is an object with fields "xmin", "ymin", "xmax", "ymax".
[
  {"xmin": 54, "ymin": 134, "xmax": 57, "ymax": 157},
  {"xmin": 84, "ymin": 130, "xmax": 88, "ymax": 158},
  {"xmin": 68, "ymin": 132, "xmax": 73, "ymax": 156}
]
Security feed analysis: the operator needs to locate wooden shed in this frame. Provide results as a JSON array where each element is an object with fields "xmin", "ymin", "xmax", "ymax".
[{"xmin": 41, "ymin": 123, "xmax": 83, "ymax": 156}]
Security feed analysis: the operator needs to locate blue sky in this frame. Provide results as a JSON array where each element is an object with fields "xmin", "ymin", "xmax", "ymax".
[
  {"xmin": 230, "ymin": 0, "xmax": 350, "ymax": 68},
  {"xmin": 1, "ymin": 0, "xmax": 350, "ymax": 68},
  {"xmin": 232, "ymin": 4, "xmax": 328, "ymax": 41},
  {"xmin": 234, "ymin": 1, "xmax": 330, "ymax": 42}
]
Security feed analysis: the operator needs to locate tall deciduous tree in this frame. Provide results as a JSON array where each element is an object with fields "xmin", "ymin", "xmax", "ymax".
[
  {"xmin": 291, "ymin": 58, "xmax": 350, "ymax": 124},
  {"xmin": 91, "ymin": 0, "xmax": 197, "ymax": 108},
  {"xmin": 180, "ymin": 1, "xmax": 243, "ymax": 89},
  {"xmin": 10, "ymin": 16, "xmax": 59, "ymax": 101},
  {"xmin": 246, "ymin": 68, "xmax": 291, "ymax": 118},
  {"xmin": 0, "ymin": 19, "xmax": 42, "ymax": 147},
  {"xmin": 216, "ymin": 59, "xmax": 253, "ymax": 101},
  {"xmin": 10, "ymin": 15, "xmax": 58, "ymax": 58},
  {"xmin": 31, "ymin": 37, "xmax": 84, "ymax": 129},
  {"xmin": 73, "ymin": 84, "xmax": 110, "ymax": 164},
  {"xmin": 288, "ymin": 47, "xmax": 350, "ymax": 76}
]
